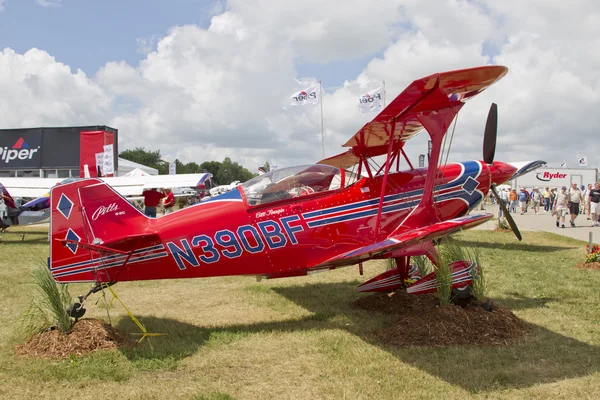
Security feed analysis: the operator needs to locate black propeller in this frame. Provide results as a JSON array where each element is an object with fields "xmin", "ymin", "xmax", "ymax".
[
  {"xmin": 483, "ymin": 103, "xmax": 498, "ymax": 165},
  {"xmin": 489, "ymin": 183, "xmax": 522, "ymax": 241}
]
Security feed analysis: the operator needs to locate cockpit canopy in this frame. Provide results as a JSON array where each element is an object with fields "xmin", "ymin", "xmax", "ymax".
[{"xmin": 241, "ymin": 164, "xmax": 356, "ymax": 206}]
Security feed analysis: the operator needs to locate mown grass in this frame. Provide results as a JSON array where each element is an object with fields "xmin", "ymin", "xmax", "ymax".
[{"xmin": 1, "ymin": 227, "xmax": 600, "ymax": 399}]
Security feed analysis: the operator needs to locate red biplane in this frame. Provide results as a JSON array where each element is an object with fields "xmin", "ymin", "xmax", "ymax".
[{"xmin": 48, "ymin": 66, "xmax": 527, "ymax": 317}]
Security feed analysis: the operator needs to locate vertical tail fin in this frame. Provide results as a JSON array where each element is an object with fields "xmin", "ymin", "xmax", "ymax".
[{"xmin": 50, "ymin": 179, "xmax": 152, "ymax": 283}]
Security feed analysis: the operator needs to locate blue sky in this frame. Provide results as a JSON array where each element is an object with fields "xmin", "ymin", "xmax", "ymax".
[{"xmin": 0, "ymin": 0, "xmax": 215, "ymax": 74}]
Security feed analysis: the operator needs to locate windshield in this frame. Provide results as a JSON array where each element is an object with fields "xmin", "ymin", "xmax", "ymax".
[{"xmin": 241, "ymin": 164, "xmax": 342, "ymax": 206}]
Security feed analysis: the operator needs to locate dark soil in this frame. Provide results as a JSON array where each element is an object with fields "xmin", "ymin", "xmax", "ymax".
[
  {"xmin": 15, "ymin": 318, "xmax": 132, "ymax": 359},
  {"xmin": 575, "ymin": 261, "xmax": 600, "ymax": 270},
  {"xmin": 352, "ymin": 291, "xmax": 530, "ymax": 347}
]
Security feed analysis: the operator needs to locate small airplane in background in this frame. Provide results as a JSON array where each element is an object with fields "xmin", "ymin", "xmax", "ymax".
[{"xmin": 47, "ymin": 65, "xmax": 543, "ymax": 318}]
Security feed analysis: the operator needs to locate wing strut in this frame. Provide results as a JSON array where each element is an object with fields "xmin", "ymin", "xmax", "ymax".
[
  {"xmin": 374, "ymin": 118, "xmax": 398, "ymax": 235},
  {"xmin": 395, "ymin": 104, "xmax": 464, "ymax": 232},
  {"xmin": 374, "ymin": 76, "xmax": 443, "ymax": 237}
]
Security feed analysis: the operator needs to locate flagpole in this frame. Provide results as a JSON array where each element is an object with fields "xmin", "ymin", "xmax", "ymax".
[
  {"xmin": 320, "ymin": 80, "xmax": 325, "ymax": 159},
  {"xmin": 383, "ymin": 80, "xmax": 386, "ymax": 107}
]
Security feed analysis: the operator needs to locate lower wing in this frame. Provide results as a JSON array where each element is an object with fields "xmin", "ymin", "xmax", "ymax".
[{"xmin": 312, "ymin": 213, "xmax": 492, "ymax": 269}]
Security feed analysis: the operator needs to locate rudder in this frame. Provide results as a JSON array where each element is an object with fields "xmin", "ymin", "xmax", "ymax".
[{"xmin": 50, "ymin": 179, "xmax": 150, "ymax": 282}]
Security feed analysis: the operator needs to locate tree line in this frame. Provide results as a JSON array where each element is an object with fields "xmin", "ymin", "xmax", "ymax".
[{"xmin": 119, "ymin": 147, "xmax": 258, "ymax": 185}]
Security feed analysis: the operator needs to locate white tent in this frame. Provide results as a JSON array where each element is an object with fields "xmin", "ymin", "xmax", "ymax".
[
  {"xmin": 123, "ymin": 167, "xmax": 151, "ymax": 177},
  {"xmin": 117, "ymin": 158, "xmax": 158, "ymax": 176}
]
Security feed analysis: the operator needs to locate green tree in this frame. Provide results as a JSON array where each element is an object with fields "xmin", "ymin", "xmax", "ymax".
[
  {"xmin": 185, "ymin": 162, "xmax": 202, "ymax": 173},
  {"xmin": 120, "ymin": 148, "xmax": 257, "ymax": 181},
  {"xmin": 200, "ymin": 161, "xmax": 222, "ymax": 178},
  {"xmin": 119, "ymin": 147, "xmax": 168, "ymax": 174},
  {"xmin": 215, "ymin": 157, "xmax": 255, "ymax": 185}
]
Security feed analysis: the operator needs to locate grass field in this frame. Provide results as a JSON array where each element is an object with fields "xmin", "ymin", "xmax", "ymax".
[{"xmin": 1, "ymin": 227, "xmax": 599, "ymax": 399}]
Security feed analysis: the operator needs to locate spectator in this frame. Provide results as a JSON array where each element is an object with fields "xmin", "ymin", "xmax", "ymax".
[
  {"xmin": 499, "ymin": 188, "xmax": 509, "ymax": 218},
  {"xmin": 542, "ymin": 187, "xmax": 551, "ymax": 212},
  {"xmin": 142, "ymin": 188, "xmax": 166, "ymax": 218},
  {"xmin": 509, "ymin": 189, "xmax": 518, "ymax": 213},
  {"xmin": 568, "ymin": 182, "xmax": 583, "ymax": 227},
  {"xmin": 589, "ymin": 182, "xmax": 600, "ymax": 227},
  {"xmin": 584, "ymin": 183, "xmax": 592, "ymax": 220},
  {"xmin": 531, "ymin": 187, "xmax": 541, "ymax": 214},
  {"xmin": 518, "ymin": 188, "xmax": 528, "ymax": 215},
  {"xmin": 550, "ymin": 188, "xmax": 556, "ymax": 211},
  {"xmin": 554, "ymin": 186, "xmax": 569, "ymax": 228}
]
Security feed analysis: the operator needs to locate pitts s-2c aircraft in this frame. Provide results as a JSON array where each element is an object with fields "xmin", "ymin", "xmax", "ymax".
[{"xmin": 49, "ymin": 65, "xmax": 542, "ymax": 317}]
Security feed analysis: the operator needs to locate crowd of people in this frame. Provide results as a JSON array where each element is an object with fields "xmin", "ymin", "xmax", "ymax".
[{"xmin": 492, "ymin": 183, "xmax": 600, "ymax": 228}]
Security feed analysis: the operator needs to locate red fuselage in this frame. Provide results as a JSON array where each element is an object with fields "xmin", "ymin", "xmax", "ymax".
[{"xmin": 49, "ymin": 160, "xmax": 515, "ymax": 283}]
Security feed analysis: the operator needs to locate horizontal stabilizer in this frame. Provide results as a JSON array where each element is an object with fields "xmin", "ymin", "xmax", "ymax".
[
  {"xmin": 57, "ymin": 239, "xmax": 130, "ymax": 255},
  {"xmin": 315, "ymin": 213, "xmax": 492, "ymax": 269}
]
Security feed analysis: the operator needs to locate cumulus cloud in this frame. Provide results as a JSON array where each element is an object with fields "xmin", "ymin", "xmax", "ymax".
[
  {"xmin": 37, "ymin": 0, "xmax": 63, "ymax": 7},
  {"xmin": 0, "ymin": 48, "xmax": 111, "ymax": 128},
  {"xmin": 0, "ymin": 0, "xmax": 598, "ymax": 170}
]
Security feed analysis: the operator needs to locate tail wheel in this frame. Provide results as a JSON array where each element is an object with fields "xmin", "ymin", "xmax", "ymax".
[{"xmin": 67, "ymin": 302, "xmax": 86, "ymax": 320}]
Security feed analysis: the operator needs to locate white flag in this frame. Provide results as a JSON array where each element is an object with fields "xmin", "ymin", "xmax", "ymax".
[
  {"xmin": 290, "ymin": 84, "xmax": 320, "ymax": 106},
  {"xmin": 559, "ymin": 161, "xmax": 567, "ymax": 167},
  {"xmin": 578, "ymin": 156, "xmax": 588, "ymax": 167},
  {"xmin": 169, "ymin": 162, "xmax": 176, "ymax": 175},
  {"xmin": 358, "ymin": 85, "xmax": 384, "ymax": 113}
]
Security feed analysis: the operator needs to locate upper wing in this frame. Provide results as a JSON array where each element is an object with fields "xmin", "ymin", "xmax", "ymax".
[
  {"xmin": 0, "ymin": 177, "xmax": 61, "ymax": 197},
  {"xmin": 319, "ymin": 66, "xmax": 508, "ymax": 168}
]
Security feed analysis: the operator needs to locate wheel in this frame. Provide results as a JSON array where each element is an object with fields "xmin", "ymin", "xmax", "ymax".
[{"xmin": 67, "ymin": 302, "xmax": 86, "ymax": 319}]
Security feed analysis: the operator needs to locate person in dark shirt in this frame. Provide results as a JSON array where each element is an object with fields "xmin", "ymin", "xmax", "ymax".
[
  {"xmin": 589, "ymin": 182, "xmax": 600, "ymax": 227},
  {"xmin": 142, "ymin": 188, "xmax": 166, "ymax": 218}
]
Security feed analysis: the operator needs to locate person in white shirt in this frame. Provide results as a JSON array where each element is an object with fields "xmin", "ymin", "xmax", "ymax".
[
  {"xmin": 554, "ymin": 186, "xmax": 569, "ymax": 228},
  {"xmin": 498, "ymin": 188, "xmax": 509, "ymax": 218},
  {"xmin": 531, "ymin": 188, "xmax": 542, "ymax": 215},
  {"xmin": 568, "ymin": 183, "xmax": 583, "ymax": 227}
]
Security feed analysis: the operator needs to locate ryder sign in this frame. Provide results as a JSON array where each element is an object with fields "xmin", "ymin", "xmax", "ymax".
[{"xmin": 513, "ymin": 167, "xmax": 598, "ymax": 189}]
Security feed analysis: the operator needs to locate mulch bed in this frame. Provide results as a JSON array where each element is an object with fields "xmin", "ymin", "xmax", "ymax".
[
  {"xmin": 352, "ymin": 291, "xmax": 530, "ymax": 347},
  {"xmin": 15, "ymin": 318, "xmax": 132, "ymax": 360},
  {"xmin": 575, "ymin": 261, "xmax": 600, "ymax": 270}
]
